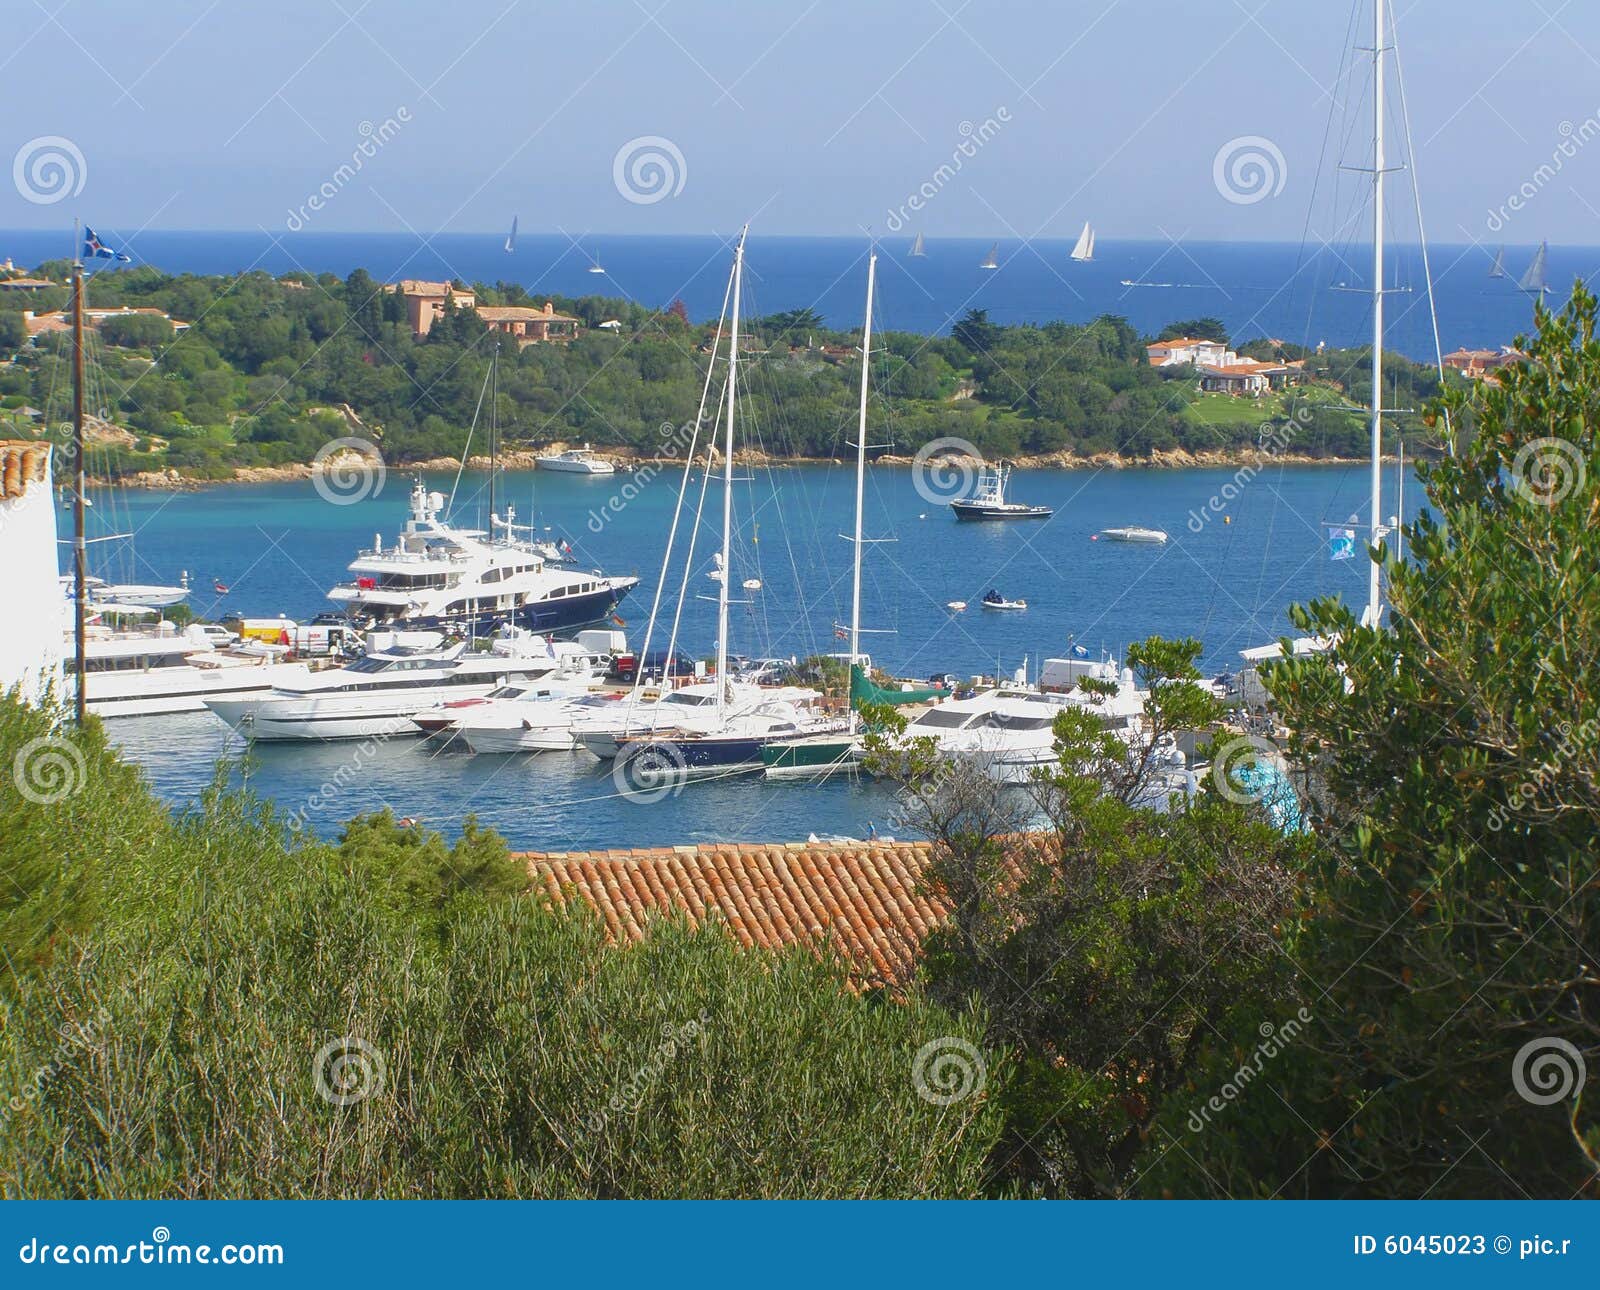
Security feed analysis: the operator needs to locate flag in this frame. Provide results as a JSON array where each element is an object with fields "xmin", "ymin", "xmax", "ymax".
[
  {"xmin": 834, "ymin": 626, "xmax": 848, "ymax": 640},
  {"xmin": 611, "ymin": 613, "xmax": 626, "ymax": 627},
  {"xmin": 83, "ymin": 227, "xmax": 131, "ymax": 262},
  {"xmin": 213, "ymin": 580, "xmax": 229, "ymax": 595},
  {"xmin": 1328, "ymin": 526, "xmax": 1356, "ymax": 561},
  {"xmin": 1071, "ymin": 644, "xmax": 1089, "ymax": 659},
  {"xmin": 560, "ymin": 539, "xmax": 573, "ymax": 555}
]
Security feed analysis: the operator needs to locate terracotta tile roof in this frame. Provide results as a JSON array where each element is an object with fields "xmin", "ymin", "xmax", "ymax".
[
  {"xmin": 387, "ymin": 279, "xmax": 470, "ymax": 298},
  {"xmin": 523, "ymin": 839, "xmax": 945, "ymax": 987},
  {"xmin": 0, "ymin": 441, "xmax": 52, "ymax": 500},
  {"xmin": 1147, "ymin": 336, "xmax": 1221, "ymax": 348},
  {"xmin": 0, "ymin": 277, "xmax": 55, "ymax": 290}
]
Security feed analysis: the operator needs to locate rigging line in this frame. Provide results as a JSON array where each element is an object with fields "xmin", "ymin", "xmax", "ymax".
[
  {"xmin": 662, "ymin": 385, "xmax": 725, "ymax": 688},
  {"xmin": 448, "ymin": 359, "xmax": 494, "ymax": 519},
  {"xmin": 636, "ymin": 253, "xmax": 736, "ymax": 703},
  {"xmin": 1390, "ymin": 23, "xmax": 1452, "ymax": 454}
]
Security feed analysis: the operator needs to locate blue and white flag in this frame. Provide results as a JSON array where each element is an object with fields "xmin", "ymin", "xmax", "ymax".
[
  {"xmin": 83, "ymin": 227, "xmax": 131, "ymax": 262},
  {"xmin": 1328, "ymin": 525, "xmax": 1356, "ymax": 561},
  {"xmin": 1071, "ymin": 644, "xmax": 1090, "ymax": 659}
]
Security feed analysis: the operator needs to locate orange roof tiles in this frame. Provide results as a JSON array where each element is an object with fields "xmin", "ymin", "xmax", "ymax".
[
  {"xmin": 523, "ymin": 839, "xmax": 944, "ymax": 988},
  {"xmin": 0, "ymin": 441, "xmax": 52, "ymax": 500}
]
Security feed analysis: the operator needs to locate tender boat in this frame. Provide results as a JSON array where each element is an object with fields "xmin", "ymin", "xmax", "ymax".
[
  {"xmin": 535, "ymin": 445, "xmax": 616, "ymax": 475},
  {"xmin": 1096, "ymin": 526, "xmax": 1169, "ymax": 544},
  {"xmin": 326, "ymin": 479, "xmax": 634, "ymax": 636},
  {"xmin": 981, "ymin": 590, "xmax": 1027, "ymax": 611},
  {"xmin": 203, "ymin": 629, "xmax": 581, "ymax": 741},
  {"xmin": 949, "ymin": 463, "xmax": 1052, "ymax": 521}
]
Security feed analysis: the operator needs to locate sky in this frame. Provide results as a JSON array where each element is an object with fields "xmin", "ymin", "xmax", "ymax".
[{"xmin": 3, "ymin": 0, "xmax": 1598, "ymax": 246}]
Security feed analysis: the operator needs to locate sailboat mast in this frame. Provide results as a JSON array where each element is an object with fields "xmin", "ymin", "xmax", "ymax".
[
  {"xmin": 71, "ymin": 237, "xmax": 87, "ymax": 723},
  {"xmin": 487, "ymin": 345, "xmax": 497, "ymax": 540},
  {"xmin": 1366, "ymin": 0, "xmax": 1386, "ymax": 628},
  {"xmin": 716, "ymin": 228, "xmax": 747, "ymax": 713},
  {"xmin": 849, "ymin": 250, "xmax": 877, "ymax": 731}
]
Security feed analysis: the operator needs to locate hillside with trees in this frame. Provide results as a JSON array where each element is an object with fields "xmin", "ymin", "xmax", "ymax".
[{"xmin": 0, "ymin": 264, "xmax": 1452, "ymax": 480}]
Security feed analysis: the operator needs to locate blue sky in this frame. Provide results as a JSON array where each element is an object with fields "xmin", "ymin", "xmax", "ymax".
[{"xmin": 3, "ymin": 0, "xmax": 1598, "ymax": 243}]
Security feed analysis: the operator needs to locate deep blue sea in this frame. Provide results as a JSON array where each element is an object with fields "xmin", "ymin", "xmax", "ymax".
[
  {"xmin": 4, "ymin": 228, "xmax": 1584, "ymax": 357},
  {"xmin": 92, "ymin": 461, "xmax": 1421, "ymax": 851}
]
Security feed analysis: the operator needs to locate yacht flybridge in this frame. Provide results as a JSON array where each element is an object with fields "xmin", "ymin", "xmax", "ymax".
[{"xmin": 326, "ymin": 479, "xmax": 636, "ymax": 637}]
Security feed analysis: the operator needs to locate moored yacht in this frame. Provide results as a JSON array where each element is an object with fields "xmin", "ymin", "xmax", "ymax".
[
  {"xmin": 326, "ymin": 479, "xmax": 635, "ymax": 637},
  {"xmin": 950, "ymin": 463, "xmax": 1053, "ymax": 521},
  {"xmin": 535, "ymin": 445, "xmax": 615, "ymax": 475},
  {"xmin": 204, "ymin": 629, "xmax": 585, "ymax": 741}
]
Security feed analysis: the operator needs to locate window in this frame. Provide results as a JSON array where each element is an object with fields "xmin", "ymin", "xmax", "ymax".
[{"xmin": 911, "ymin": 709, "xmax": 978, "ymax": 730}]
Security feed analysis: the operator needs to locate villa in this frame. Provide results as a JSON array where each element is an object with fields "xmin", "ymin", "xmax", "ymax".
[
  {"xmin": 385, "ymin": 279, "xmax": 477, "ymax": 338},
  {"xmin": 475, "ymin": 301, "xmax": 582, "ymax": 345}
]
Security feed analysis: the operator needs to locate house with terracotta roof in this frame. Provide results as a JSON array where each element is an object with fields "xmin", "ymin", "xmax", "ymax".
[
  {"xmin": 524, "ymin": 838, "xmax": 949, "ymax": 989},
  {"xmin": 0, "ymin": 441, "xmax": 61, "ymax": 701},
  {"xmin": 1197, "ymin": 358, "xmax": 1292, "ymax": 395},
  {"xmin": 475, "ymin": 301, "xmax": 582, "ymax": 345},
  {"xmin": 0, "ymin": 276, "xmax": 57, "ymax": 293},
  {"xmin": 21, "ymin": 305, "xmax": 191, "ymax": 340},
  {"xmin": 384, "ymin": 279, "xmax": 477, "ymax": 338},
  {"xmin": 1443, "ymin": 346, "xmax": 1523, "ymax": 380},
  {"xmin": 1146, "ymin": 336, "xmax": 1230, "ymax": 367}
]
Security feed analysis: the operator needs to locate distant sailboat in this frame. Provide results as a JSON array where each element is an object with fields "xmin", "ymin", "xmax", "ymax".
[
  {"xmin": 1518, "ymin": 241, "xmax": 1549, "ymax": 295},
  {"xmin": 503, "ymin": 215, "xmax": 518, "ymax": 254},
  {"xmin": 586, "ymin": 244, "xmax": 606, "ymax": 274},
  {"xmin": 1488, "ymin": 245, "xmax": 1506, "ymax": 278},
  {"xmin": 979, "ymin": 242, "xmax": 999, "ymax": 270},
  {"xmin": 1070, "ymin": 221, "xmax": 1095, "ymax": 262},
  {"xmin": 909, "ymin": 231, "xmax": 926, "ymax": 257}
]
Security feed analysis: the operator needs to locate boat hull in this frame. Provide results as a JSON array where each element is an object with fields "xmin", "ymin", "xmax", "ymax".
[
  {"xmin": 950, "ymin": 502, "xmax": 1052, "ymax": 521},
  {"xmin": 396, "ymin": 584, "xmax": 631, "ymax": 639},
  {"xmin": 761, "ymin": 736, "xmax": 861, "ymax": 779}
]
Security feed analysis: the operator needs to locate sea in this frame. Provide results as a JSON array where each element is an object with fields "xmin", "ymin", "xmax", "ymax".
[
  {"xmin": 2, "ymin": 228, "xmax": 1582, "ymax": 357},
  {"xmin": 93, "ymin": 461, "xmax": 1422, "ymax": 852}
]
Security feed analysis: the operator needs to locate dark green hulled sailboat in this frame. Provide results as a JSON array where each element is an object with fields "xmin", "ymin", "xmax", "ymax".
[{"xmin": 761, "ymin": 249, "xmax": 946, "ymax": 779}]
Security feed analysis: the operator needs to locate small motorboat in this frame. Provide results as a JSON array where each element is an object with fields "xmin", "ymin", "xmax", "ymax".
[
  {"xmin": 1096, "ymin": 526, "xmax": 1169, "ymax": 544},
  {"xmin": 980, "ymin": 589, "xmax": 1026, "ymax": 612},
  {"xmin": 946, "ymin": 600, "xmax": 967, "ymax": 612}
]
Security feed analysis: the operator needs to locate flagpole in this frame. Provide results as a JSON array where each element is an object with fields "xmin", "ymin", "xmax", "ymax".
[{"xmin": 71, "ymin": 221, "xmax": 88, "ymax": 724}]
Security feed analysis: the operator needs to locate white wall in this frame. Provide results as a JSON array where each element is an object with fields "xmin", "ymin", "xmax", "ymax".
[{"xmin": 0, "ymin": 445, "xmax": 63, "ymax": 703}]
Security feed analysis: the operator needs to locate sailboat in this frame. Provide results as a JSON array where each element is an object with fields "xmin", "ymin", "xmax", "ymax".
[
  {"xmin": 763, "ymin": 249, "xmax": 946, "ymax": 779},
  {"xmin": 503, "ymin": 215, "xmax": 518, "ymax": 254},
  {"xmin": 1070, "ymin": 221, "xmax": 1095, "ymax": 262},
  {"xmin": 1488, "ymin": 245, "xmax": 1506, "ymax": 278},
  {"xmin": 979, "ymin": 242, "xmax": 999, "ymax": 270},
  {"xmin": 1519, "ymin": 240, "xmax": 1550, "ymax": 295},
  {"xmin": 586, "ymin": 245, "xmax": 606, "ymax": 274},
  {"xmin": 908, "ymin": 231, "xmax": 926, "ymax": 257}
]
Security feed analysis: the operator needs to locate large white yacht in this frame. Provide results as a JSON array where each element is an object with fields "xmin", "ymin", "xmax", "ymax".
[
  {"xmin": 535, "ymin": 445, "xmax": 615, "ymax": 475},
  {"xmin": 203, "ymin": 629, "xmax": 587, "ymax": 741},
  {"xmin": 325, "ymin": 480, "xmax": 636, "ymax": 637},
  {"xmin": 456, "ymin": 689, "xmax": 627, "ymax": 753}
]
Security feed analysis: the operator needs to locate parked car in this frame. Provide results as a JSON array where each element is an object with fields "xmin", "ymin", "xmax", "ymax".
[
  {"xmin": 607, "ymin": 648, "xmax": 698, "ymax": 684},
  {"xmin": 738, "ymin": 657, "xmax": 799, "ymax": 686}
]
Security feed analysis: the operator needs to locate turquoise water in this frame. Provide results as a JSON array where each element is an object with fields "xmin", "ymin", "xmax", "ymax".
[{"xmin": 92, "ymin": 461, "xmax": 1417, "ymax": 849}]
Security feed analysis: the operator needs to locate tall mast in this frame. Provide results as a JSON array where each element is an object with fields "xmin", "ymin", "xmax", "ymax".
[
  {"xmin": 487, "ymin": 344, "xmax": 497, "ymax": 539},
  {"xmin": 1366, "ymin": 0, "xmax": 1386, "ymax": 628},
  {"xmin": 715, "ymin": 227, "xmax": 747, "ymax": 714},
  {"xmin": 848, "ymin": 249, "xmax": 876, "ymax": 734},
  {"xmin": 71, "ymin": 230, "xmax": 87, "ymax": 723}
]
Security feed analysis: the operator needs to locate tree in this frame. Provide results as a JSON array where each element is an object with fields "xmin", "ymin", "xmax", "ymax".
[
  {"xmin": 1157, "ymin": 317, "xmax": 1229, "ymax": 345},
  {"xmin": 951, "ymin": 308, "xmax": 999, "ymax": 356},
  {"xmin": 1180, "ymin": 286, "xmax": 1600, "ymax": 1199}
]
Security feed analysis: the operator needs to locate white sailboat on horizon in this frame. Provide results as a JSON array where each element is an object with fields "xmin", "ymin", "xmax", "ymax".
[
  {"xmin": 1519, "ymin": 241, "xmax": 1550, "ymax": 295},
  {"xmin": 1070, "ymin": 221, "xmax": 1095, "ymax": 262},
  {"xmin": 979, "ymin": 242, "xmax": 999, "ymax": 270},
  {"xmin": 909, "ymin": 231, "xmax": 926, "ymax": 257}
]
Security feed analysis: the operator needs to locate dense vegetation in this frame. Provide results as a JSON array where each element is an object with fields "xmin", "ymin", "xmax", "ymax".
[{"xmin": 0, "ymin": 263, "xmax": 1447, "ymax": 479}]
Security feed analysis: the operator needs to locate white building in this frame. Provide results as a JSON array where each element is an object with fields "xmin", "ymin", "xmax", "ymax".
[
  {"xmin": 1146, "ymin": 336, "xmax": 1231, "ymax": 367},
  {"xmin": 0, "ymin": 441, "xmax": 62, "ymax": 703}
]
